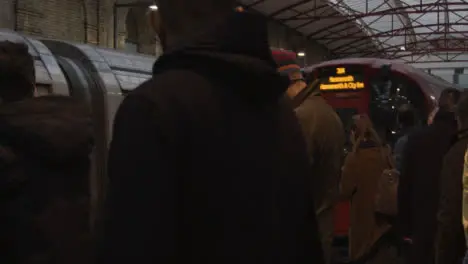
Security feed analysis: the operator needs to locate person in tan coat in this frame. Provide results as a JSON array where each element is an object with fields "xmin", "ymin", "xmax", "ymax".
[
  {"xmin": 272, "ymin": 51, "xmax": 344, "ymax": 264},
  {"xmin": 340, "ymin": 114, "xmax": 401, "ymax": 264}
]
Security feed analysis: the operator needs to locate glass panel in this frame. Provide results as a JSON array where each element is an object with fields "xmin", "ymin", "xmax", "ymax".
[
  {"xmin": 458, "ymin": 74, "xmax": 468, "ymax": 88},
  {"xmin": 125, "ymin": 42, "xmax": 138, "ymax": 53}
]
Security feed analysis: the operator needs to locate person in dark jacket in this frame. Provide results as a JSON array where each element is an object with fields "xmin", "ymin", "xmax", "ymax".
[
  {"xmin": 398, "ymin": 88, "xmax": 461, "ymax": 264},
  {"xmin": 0, "ymin": 42, "xmax": 94, "ymax": 264},
  {"xmin": 272, "ymin": 54, "xmax": 344, "ymax": 264},
  {"xmin": 393, "ymin": 104, "xmax": 417, "ymax": 172},
  {"xmin": 435, "ymin": 92, "xmax": 468, "ymax": 264},
  {"xmin": 0, "ymin": 41, "xmax": 36, "ymax": 102},
  {"xmin": 96, "ymin": 1, "xmax": 324, "ymax": 263}
]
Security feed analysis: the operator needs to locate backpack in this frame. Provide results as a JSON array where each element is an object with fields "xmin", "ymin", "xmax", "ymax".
[{"xmin": 374, "ymin": 145, "xmax": 399, "ymax": 216}]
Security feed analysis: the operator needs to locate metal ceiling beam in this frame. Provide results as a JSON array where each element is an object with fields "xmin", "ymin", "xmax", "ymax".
[
  {"xmin": 324, "ymin": 27, "xmax": 468, "ymax": 53},
  {"xmin": 392, "ymin": 49, "xmax": 468, "ymax": 59},
  {"xmin": 266, "ymin": 0, "xmax": 313, "ymax": 18},
  {"xmin": 387, "ymin": 0, "xmax": 418, "ymax": 44},
  {"xmin": 328, "ymin": 31, "xmax": 468, "ymax": 55},
  {"xmin": 282, "ymin": 0, "xmax": 347, "ymax": 31},
  {"xmin": 338, "ymin": 37, "xmax": 468, "ymax": 57},
  {"xmin": 245, "ymin": 0, "xmax": 268, "ymax": 8},
  {"xmin": 319, "ymin": 23, "xmax": 468, "ymax": 41},
  {"xmin": 288, "ymin": 2, "xmax": 468, "ymax": 21},
  {"xmin": 240, "ymin": 0, "xmax": 335, "ymax": 57},
  {"xmin": 403, "ymin": 59, "xmax": 468, "ymax": 64},
  {"xmin": 306, "ymin": 2, "xmax": 468, "ymax": 38},
  {"xmin": 284, "ymin": 3, "xmax": 333, "ymax": 23},
  {"xmin": 337, "ymin": 25, "xmax": 468, "ymax": 54}
]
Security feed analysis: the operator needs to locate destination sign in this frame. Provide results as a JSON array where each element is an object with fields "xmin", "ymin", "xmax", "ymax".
[{"xmin": 319, "ymin": 67, "xmax": 365, "ymax": 91}]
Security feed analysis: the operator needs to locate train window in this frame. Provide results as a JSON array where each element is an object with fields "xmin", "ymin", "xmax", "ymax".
[
  {"xmin": 35, "ymin": 84, "xmax": 51, "ymax": 96},
  {"xmin": 397, "ymin": 78, "xmax": 427, "ymax": 124},
  {"xmin": 125, "ymin": 41, "xmax": 138, "ymax": 53},
  {"xmin": 369, "ymin": 73, "xmax": 426, "ymax": 136}
]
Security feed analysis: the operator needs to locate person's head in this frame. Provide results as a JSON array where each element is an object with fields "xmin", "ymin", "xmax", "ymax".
[
  {"xmin": 151, "ymin": 0, "xmax": 237, "ymax": 48},
  {"xmin": 352, "ymin": 114, "xmax": 381, "ymax": 142},
  {"xmin": 350, "ymin": 114, "xmax": 384, "ymax": 153},
  {"xmin": 271, "ymin": 50, "xmax": 306, "ymax": 98},
  {"xmin": 398, "ymin": 104, "xmax": 416, "ymax": 129},
  {"xmin": 0, "ymin": 41, "xmax": 35, "ymax": 103},
  {"xmin": 438, "ymin": 88, "xmax": 461, "ymax": 112},
  {"xmin": 456, "ymin": 92, "xmax": 468, "ymax": 130}
]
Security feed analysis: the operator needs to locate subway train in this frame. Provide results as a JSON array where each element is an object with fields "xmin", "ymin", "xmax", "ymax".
[
  {"xmin": 2, "ymin": 29, "xmax": 461, "ymax": 242},
  {"xmin": 304, "ymin": 58, "xmax": 463, "ymax": 249},
  {"xmin": 304, "ymin": 58, "xmax": 462, "ymax": 137},
  {"xmin": 0, "ymin": 29, "xmax": 156, "ymax": 229}
]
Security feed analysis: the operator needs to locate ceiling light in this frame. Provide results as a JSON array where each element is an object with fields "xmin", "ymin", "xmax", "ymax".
[
  {"xmin": 400, "ymin": 46, "xmax": 406, "ymax": 51},
  {"xmin": 149, "ymin": 5, "xmax": 158, "ymax": 10},
  {"xmin": 297, "ymin": 52, "xmax": 306, "ymax": 57}
]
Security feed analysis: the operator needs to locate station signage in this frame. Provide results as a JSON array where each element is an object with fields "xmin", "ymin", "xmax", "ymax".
[{"xmin": 319, "ymin": 67, "xmax": 365, "ymax": 91}]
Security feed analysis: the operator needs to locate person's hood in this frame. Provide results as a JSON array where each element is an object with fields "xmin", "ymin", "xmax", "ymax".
[
  {"xmin": 152, "ymin": 11, "xmax": 289, "ymax": 105},
  {"xmin": 0, "ymin": 96, "xmax": 93, "ymax": 163}
]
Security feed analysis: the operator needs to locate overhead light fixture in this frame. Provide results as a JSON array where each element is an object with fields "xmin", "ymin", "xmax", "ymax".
[
  {"xmin": 297, "ymin": 52, "xmax": 306, "ymax": 57},
  {"xmin": 149, "ymin": 5, "xmax": 158, "ymax": 10},
  {"xmin": 400, "ymin": 46, "xmax": 406, "ymax": 51}
]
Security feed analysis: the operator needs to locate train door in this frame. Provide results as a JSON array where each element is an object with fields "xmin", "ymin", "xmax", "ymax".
[
  {"xmin": 316, "ymin": 65, "xmax": 369, "ymax": 151},
  {"xmin": 54, "ymin": 56, "xmax": 108, "ymax": 233}
]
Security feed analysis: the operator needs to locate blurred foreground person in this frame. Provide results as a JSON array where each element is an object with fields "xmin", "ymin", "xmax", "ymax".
[
  {"xmin": 273, "ymin": 52, "xmax": 344, "ymax": 264},
  {"xmin": 97, "ymin": 1, "xmax": 324, "ymax": 263},
  {"xmin": 340, "ymin": 114, "xmax": 401, "ymax": 264},
  {"xmin": 398, "ymin": 88, "xmax": 461, "ymax": 264},
  {"xmin": 435, "ymin": 93, "xmax": 468, "ymax": 264},
  {"xmin": 464, "ymin": 148, "xmax": 468, "ymax": 264},
  {"xmin": 0, "ymin": 41, "xmax": 94, "ymax": 263}
]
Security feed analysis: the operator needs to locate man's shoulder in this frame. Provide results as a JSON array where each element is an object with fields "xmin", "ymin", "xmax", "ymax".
[
  {"xmin": 296, "ymin": 97, "xmax": 342, "ymax": 126},
  {"xmin": 133, "ymin": 69, "xmax": 212, "ymax": 95},
  {"xmin": 407, "ymin": 126, "xmax": 430, "ymax": 141}
]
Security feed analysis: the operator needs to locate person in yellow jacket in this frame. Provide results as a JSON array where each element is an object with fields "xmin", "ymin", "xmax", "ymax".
[{"xmin": 463, "ymin": 149, "xmax": 468, "ymax": 264}]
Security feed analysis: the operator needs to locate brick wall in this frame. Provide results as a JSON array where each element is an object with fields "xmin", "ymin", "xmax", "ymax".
[
  {"xmin": 0, "ymin": 0, "xmax": 15, "ymax": 29},
  {"xmin": 0, "ymin": 0, "xmax": 328, "ymax": 60},
  {"xmin": 0, "ymin": 0, "xmax": 158, "ymax": 55},
  {"xmin": 16, "ymin": 0, "xmax": 85, "ymax": 42}
]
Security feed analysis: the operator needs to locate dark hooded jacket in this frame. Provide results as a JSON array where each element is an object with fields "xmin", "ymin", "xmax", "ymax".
[
  {"xmin": 435, "ymin": 129, "xmax": 468, "ymax": 264},
  {"xmin": 97, "ymin": 11, "xmax": 324, "ymax": 264},
  {"xmin": 0, "ymin": 96, "xmax": 93, "ymax": 264},
  {"xmin": 398, "ymin": 110, "xmax": 458, "ymax": 264}
]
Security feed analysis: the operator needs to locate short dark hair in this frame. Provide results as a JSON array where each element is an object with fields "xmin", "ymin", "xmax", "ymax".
[
  {"xmin": 438, "ymin": 88, "xmax": 461, "ymax": 112},
  {"xmin": 0, "ymin": 41, "xmax": 35, "ymax": 103},
  {"xmin": 155, "ymin": 0, "xmax": 236, "ymax": 35},
  {"xmin": 398, "ymin": 104, "xmax": 416, "ymax": 128},
  {"xmin": 456, "ymin": 91, "xmax": 468, "ymax": 128}
]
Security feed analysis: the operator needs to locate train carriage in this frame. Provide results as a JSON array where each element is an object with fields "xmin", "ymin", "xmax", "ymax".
[
  {"xmin": 304, "ymin": 58, "xmax": 462, "ymax": 251},
  {"xmin": 304, "ymin": 58, "xmax": 461, "ymax": 139},
  {"xmin": 1, "ymin": 29, "xmax": 463, "ymax": 259}
]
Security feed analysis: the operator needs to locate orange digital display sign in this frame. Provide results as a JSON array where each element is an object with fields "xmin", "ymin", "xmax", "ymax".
[{"xmin": 319, "ymin": 67, "xmax": 365, "ymax": 91}]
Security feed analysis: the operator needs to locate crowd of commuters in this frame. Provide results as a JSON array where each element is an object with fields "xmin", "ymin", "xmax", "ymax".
[{"xmin": 2, "ymin": 0, "xmax": 468, "ymax": 263}]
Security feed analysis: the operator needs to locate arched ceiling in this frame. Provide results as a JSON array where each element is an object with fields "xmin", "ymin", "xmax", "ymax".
[{"xmin": 240, "ymin": 0, "xmax": 468, "ymax": 64}]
